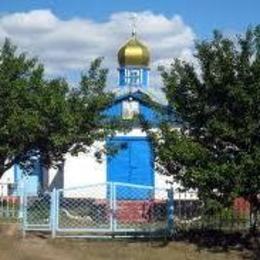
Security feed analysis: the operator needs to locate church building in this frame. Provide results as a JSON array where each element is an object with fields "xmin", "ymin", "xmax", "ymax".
[{"xmin": 1, "ymin": 28, "xmax": 180, "ymax": 196}]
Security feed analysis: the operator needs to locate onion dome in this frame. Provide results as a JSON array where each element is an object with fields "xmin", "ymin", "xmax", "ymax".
[{"xmin": 118, "ymin": 34, "xmax": 150, "ymax": 67}]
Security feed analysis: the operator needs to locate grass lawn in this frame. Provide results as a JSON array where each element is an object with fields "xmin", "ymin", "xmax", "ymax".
[{"xmin": 0, "ymin": 223, "xmax": 258, "ymax": 260}]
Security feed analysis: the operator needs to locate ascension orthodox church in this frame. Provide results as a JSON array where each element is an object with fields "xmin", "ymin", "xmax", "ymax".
[{"xmin": 0, "ymin": 28, "xmax": 181, "ymax": 197}]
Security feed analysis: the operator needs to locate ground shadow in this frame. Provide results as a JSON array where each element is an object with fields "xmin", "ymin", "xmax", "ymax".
[{"xmin": 173, "ymin": 229, "xmax": 260, "ymax": 259}]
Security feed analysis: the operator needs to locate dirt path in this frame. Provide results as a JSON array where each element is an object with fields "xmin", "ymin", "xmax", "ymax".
[{"xmin": 0, "ymin": 224, "xmax": 254, "ymax": 260}]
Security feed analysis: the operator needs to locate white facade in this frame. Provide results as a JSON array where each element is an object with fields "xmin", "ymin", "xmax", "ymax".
[
  {"xmin": 0, "ymin": 167, "xmax": 15, "ymax": 196},
  {"xmin": 49, "ymin": 128, "xmax": 174, "ymax": 199},
  {"xmin": 0, "ymin": 126, "xmax": 198, "ymax": 200}
]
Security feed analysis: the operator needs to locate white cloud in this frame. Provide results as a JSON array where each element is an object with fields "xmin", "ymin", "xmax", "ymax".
[{"xmin": 0, "ymin": 9, "xmax": 196, "ymax": 88}]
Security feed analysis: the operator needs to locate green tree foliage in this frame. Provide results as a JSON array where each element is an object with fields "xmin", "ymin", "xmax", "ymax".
[
  {"xmin": 0, "ymin": 39, "xmax": 45, "ymax": 176},
  {"xmin": 156, "ymin": 26, "xmax": 260, "ymax": 229},
  {"xmin": 0, "ymin": 39, "xmax": 115, "ymax": 178},
  {"xmin": 38, "ymin": 57, "xmax": 116, "ymax": 168}
]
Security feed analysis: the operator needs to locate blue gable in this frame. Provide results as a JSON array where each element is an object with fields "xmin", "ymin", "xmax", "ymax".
[
  {"xmin": 103, "ymin": 91, "xmax": 178, "ymax": 125},
  {"xmin": 140, "ymin": 103, "xmax": 160, "ymax": 124},
  {"xmin": 104, "ymin": 102, "xmax": 122, "ymax": 117}
]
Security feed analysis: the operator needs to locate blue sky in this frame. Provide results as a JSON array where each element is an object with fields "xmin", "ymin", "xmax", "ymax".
[
  {"xmin": 1, "ymin": 0, "xmax": 259, "ymax": 38},
  {"xmin": 0, "ymin": 1, "xmax": 259, "ymax": 85}
]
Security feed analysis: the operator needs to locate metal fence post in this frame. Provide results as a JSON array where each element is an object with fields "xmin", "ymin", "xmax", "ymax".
[
  {"xmin": 22, "ymin": 190, "xmax": 27, "ymax": 238},
  {"xmin": 55, "ymin": 189, "xmax": 60, "ymax": 235},
  {"xmin": 19, "ymin": 180, "xmax": 24, "ymax": 220},
  {"xmin": 109, "ymin": 182, "xmax": 115, "ymax": 233},
  {"xmin": 51, "ymin": 188, "xmax": 57, "ymax": 239},
  {"xmin": 113, "ymin": 183, "xmax": 117, "ymax": 233},
  {"xmin": 167, "ymin": 187, "xmax": 174, "ymax": 237}
]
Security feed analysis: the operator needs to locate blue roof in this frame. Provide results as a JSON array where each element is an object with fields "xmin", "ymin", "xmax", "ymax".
[
  {"xmin": 104, "ymin": 88, "xmax": 181, "ymax": 124},
  {"xmin": 111, "ymin": 87, "xmax": 168, "ymax": 105}
]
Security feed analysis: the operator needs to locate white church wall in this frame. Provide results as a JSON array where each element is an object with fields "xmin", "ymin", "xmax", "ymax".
[
  {"xmin": 50, "ymin": 126, "xmax": 198, "ymax": 200},
  {"xmin": 48, "ymin": 167, "xmax": 57, "ymax": 187},
  {"xmin": 48, "ymin": 166, "xmax": 64, "ymax": 190},
  {"xmin": 154, "ymin": 171, "xmax": 198, "ymax": 200},
  {"xmin": 62, "ymin": 141, "xmax": 107, "ymax": 198},
  {"xmin": 154, "ymin": 172, "xmax": 171, "ymax": 198},
  {"xmin": 0, "ymin": 167, "xmax": 15, "ymax": 196},
  {"xmin": 114, "ymin": 128, "xmax": 147, "ymax": 137},
  {"xmin": 0, "ymin": 167, "xmax": 15, "ymax": 184},
  {"xmin": 61, "ymin": 130, "xmax": 146, "ymax": 198}
]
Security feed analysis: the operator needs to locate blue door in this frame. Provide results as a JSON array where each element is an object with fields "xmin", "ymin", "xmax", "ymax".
[{"xmin": 107, "ymin": 137, "xmax": 154, "ymax": 199}]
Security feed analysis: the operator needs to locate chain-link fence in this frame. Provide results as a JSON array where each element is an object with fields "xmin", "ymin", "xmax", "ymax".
[
  {"xmin": 21, "ymin": 183, "xmax": 258, "ymax": 238},
  {"xmin": 173, "ymin": 191, "xmax": 259, "ymax": 232},
  {"xmin": 22, "ymin": 191, "xmax": 52, "ymax": 231},
  {"xmin": 22, "ymin": 182, "xmax": 173, "ymax": 238},
  {"xmin": 113, "ymin": 183, "xmax": 169, "ymax": 234},
  {"xmin": 0, "ymin": 183, "xmax": 20, "ymax": 221},
  {"xmin": 57, "ymin": 183, "xmax": 111, "ymax": 234}
]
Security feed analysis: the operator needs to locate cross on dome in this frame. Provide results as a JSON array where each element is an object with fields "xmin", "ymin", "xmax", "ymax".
[
  {"xmin": 130, "ymin": 13, "xmax": 137, "ymax": 37},
  {"xmin": 117, "ymin": 14, "xmax": 150, "ymax": 67}
]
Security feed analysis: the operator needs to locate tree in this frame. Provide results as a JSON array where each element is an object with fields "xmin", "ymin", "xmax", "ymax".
[
  {"xmin": 0, "ymin": 38, "xmax": 46, "ymax": 177},
  {"xmin": 35, "ymin": 57, "xmax": 116, "ymax": 169},
  {"xmin": 155, "ymin": 26, "xmax": 260, "ymax": 229},
  {"xmin": 0, "ymin": 39, "xmax": 115, "ymax": 178}
]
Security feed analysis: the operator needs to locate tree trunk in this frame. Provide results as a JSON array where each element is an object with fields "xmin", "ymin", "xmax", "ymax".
[
  {"xmin": 249, "ymin": 195, "xmax": 259, "ymax": 233},
  {"xmin": 0, "ymin": 164, "xmax": 6, "ymax": 180}
]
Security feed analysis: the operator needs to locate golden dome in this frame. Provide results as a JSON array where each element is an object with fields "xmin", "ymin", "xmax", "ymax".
[{"xmin": 118, "ymin": 35, "xmax": 150, "ymax": 67}]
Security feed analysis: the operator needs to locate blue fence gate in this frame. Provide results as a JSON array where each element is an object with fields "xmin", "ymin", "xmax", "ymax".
[
  {"xmin": 22, "ymin": 182, "xmax": 174, "ymax": 238},
  {"xmin": 22, "ymin": 191, "xmax": 52, "ymax": 232}
]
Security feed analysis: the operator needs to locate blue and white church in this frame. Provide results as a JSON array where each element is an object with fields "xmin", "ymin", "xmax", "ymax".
[{"xmin": 1, "ymin": 28, "xmax": 181, "ymax": 198}]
